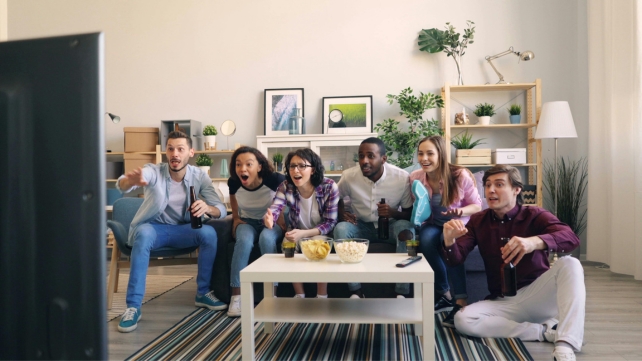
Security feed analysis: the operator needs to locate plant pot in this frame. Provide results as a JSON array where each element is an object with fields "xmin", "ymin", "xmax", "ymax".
[
  {"xmin": 198, "ymin": 166, "xmax": 211, "ymax": 176},
  {"xmin": 478, "ymin": 116, "xmax": 491, "ymax": 125},
  {"xmin": 203, "ymin": 135, "xmax": 217, "ymax": 150},
  {"xmin": 509, "ymin": 115, "xmax": 521, "ymax": 124}
]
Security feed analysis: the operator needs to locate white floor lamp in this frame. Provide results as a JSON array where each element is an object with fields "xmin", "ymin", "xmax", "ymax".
[{"xmin": 534, "ymin": 101, "xmax": 578, "ymax": 216}]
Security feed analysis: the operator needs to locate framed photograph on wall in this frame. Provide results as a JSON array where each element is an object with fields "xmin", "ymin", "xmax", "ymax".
[
  {"xmin": 264, "ymin": 88, "xmax": 304, "ymax": 136},
  {"xmin": 322, "ymin": 95, "xmax": 373, "ymax": 134}
]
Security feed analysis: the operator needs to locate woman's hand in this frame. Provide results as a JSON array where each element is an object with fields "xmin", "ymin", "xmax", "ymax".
[
  {"xmin": 263, "ymin": 208, "xmax": 274, "ymax": 229},
  {"xmin": 285, "ymin": 229, "xmax": 306, "ymax": 242},
  {"xmin": 441, "ymin": 208, "xmax": 463, "ymax": 218},
  {"xmin": 232, "ymin": 217, "xmax": 247, "ymax": 238}
]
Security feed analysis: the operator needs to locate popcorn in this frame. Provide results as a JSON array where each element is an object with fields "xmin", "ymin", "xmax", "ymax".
[{"xmin": 335, "ymin": 240, "xmax": 368, "ymax": 263}]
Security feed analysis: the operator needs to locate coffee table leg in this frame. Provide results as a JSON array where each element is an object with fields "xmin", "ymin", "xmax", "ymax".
[
  {"xmin": 241, "ymin": 281, "xmax": 255, "ymax": 361},
  {"xmin": 423, "ymin": 281, "xmax": 435, "ymax": 361},
  {"xmin": 414, "ymin": 282, "xmax": 423, "ymax": 336},
  {"xmin": 264, "ymin": 282, "xmax": 274, "ymax": 333}
]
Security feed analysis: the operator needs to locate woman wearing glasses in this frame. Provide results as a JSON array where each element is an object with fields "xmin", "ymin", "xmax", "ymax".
[
  {"xmin": 226, "ymin": 146, "xmax": 286, "ymax": 317},
  {"xmin": 263, "ymin": 148, "xmax": 339, "ymax": 299}
]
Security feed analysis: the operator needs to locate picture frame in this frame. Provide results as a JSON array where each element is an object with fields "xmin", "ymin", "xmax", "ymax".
[
  {"xmin": 322, "ymin": 95, "xmax": 373, "ymax": 134},
  {"xmin": 264, "ymin": 88, "xmax": 304, "ymax": 136}
]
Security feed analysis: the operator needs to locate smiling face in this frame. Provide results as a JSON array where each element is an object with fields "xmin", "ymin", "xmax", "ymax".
[
  {"xmin": 417, "ymin": 139, "xmax": 440, "ymax": 174},
  {"xmin": 358, "ymin": 143, "xmax": 386, "ymax": 181},
  {"xmin": 484, "ymin": 173, "xmax": 521, "ymax": 217},
  {"xmin": 235, "ymin": 152, "xmax": 262, "ymax": 189},
  {"xmin": 166, "ymin": 138, "xmax": 194, "ymax": 174},
  {"xmin": 287, "ymin": 155, "xmax": 314, "ymax": 188}
]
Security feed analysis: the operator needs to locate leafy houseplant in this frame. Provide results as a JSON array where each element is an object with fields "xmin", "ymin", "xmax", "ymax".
[
  {"xmin": 543, "ymin": 157, "xmax": 588, "ymax": 239},
  {"xmin": 418, "ymin": 21, "xmax": 475, "ymax": 85},
  {"xmin": 374, "ymin": 87, "xmax": 444, "ymax": 169},
  {"xmin": 202, "ymin": 125, "xmax": 218, "ymax": 150},
  {"xmin": 450, "ymin": 130, "xmax": 486, "ymax": 149},
  {"xmin": 195, "ymin": 154, "xmax": 213, "ymax": 167},
  {"xmin": 473, "ymin": 103, "xmax": 496, "ymax": 125},
  {"xmin": 508, "ymin": 104, "xmax": 522, "ymax": 124},
  {"xmin": 272, "ymin": 153, "xmax": 284, "ymax": 172}
]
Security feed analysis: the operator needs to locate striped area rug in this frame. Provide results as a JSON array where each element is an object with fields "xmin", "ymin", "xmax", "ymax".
[
  {"xmin": 107, "ymin": 274, "xmax": 193, "ymax": 322},
  {"xmin": 127, "ymin": 309, "xmax": 533, "ymax": 360}
]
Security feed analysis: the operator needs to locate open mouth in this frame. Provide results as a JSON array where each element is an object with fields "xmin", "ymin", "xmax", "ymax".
[
  {"xmin": 240, "ymin": 175, "xmax": 249, "ymax": 181},
  {"xmin": 293, "ymin": 175, "xmax": 303, "ymax": 181},
  {"xmin": 488, "ymin": 197, "xmax": 498, "ymax": 202},
  {"xmin": 170, "ymin": 159, "xmax": 181, "ymax": 167}
]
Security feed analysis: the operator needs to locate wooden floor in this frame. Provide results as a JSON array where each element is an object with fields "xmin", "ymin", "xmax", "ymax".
[{"xmin": 108, "ymin": 261, "xmax": 642, "ymax": 360}]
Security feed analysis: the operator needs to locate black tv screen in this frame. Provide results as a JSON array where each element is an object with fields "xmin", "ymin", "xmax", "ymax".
[{"xmin": 0, "ymin": 33, "xmax": 106, "ymax": 359}]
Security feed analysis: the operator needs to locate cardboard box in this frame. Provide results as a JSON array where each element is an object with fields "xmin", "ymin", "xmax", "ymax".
[
  {"xmin": 124, "ymin": 153, "xmax": 156, "ymax": 173},
  {"xmin": 124, "ymin": 127, "xmax": 159, "ymax": 152},
  {"xmin": 455, "ymin": 149, "xmax": 491, "ymax": 165},
  {"xmin": 492, "ymin": 148, "xmax": 527, "ymax": 164}
]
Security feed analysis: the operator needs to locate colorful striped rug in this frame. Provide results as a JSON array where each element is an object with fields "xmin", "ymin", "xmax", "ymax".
[{"xmin": 127, "ymin": 309, "xmax": 533, "ymax": 360}]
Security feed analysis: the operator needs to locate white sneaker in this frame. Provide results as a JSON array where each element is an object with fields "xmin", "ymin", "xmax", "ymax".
[
  {"xmin": 227, "ymin": 295, "xmax": 241, "ymax": 317},
  {"xmin": 350, "ymin": 294, "xmax": 361, "ymax": 299},
  {"xmin": 293, "ymin": 294, "xmax": 305, "ymax": 298},
  {"xmin": 543, "ymin": 318, "xmax": 559, "ymax": 343},
  {"xmin": 397, "ymin": 295, "xmax": 406, "ymax": 299},
  {"xmin": 552, "ymin": 347, "xmax": 576, "ymax": 361}
]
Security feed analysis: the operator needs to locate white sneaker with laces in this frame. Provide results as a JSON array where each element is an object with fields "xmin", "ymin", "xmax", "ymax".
[
  {"xmin": 227, "ymin": 295, "xmax": 241, "ymax": 317},
  {"xmin": 552, "ymin": 346, "xmax": 576, "ymax": 361}
]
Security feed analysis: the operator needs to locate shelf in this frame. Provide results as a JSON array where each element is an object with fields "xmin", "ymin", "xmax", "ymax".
[
  {"xmin": 457, "ymin": 163, "xmax": 537, "ymax": 167},
  {"xmin": 254, "ymin": 298, "xmax": 423, "ymax": 324},
  {"xmin": 106, "ymin": 151, "xmax": 156, "ymax": 155},
  {"xmin": 443, "ymin": 82, "xmax": 536, "ymax": 93},
  {"xmin": 106, "ymin": 179, "xmax": 118, "ymax": 182},
  {"xmin": 451, "ymin": 124, "xmax": 536, "ymax": 129},
  {"xmin": 194, "ymin": 150, "xmax": 234, "ymax": 155},
  {"xmin": 211, "ymin": 178, "xmax": 228, "ymax": 181}
]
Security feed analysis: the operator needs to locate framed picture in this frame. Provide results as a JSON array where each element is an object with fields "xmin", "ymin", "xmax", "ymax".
[
  {"xmin": 322, "ymin": 95, "xmax": 373, "ymax": 134},
  {"xmin": 264, "ymin": 88, "xmax": 304, "ymax": 136}
]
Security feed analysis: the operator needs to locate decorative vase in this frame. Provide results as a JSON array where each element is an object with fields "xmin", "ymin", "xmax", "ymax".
[
  {"xmin": 289, "ymin": 108, "xmax": 305, "ymax": 135},
  {"xmin": 478, "ymin": 116, "xmax": 491, "ymax": 125},
  {"xmin": 203, "ymin": 135, "xmax": 216, "ymax": 150},
  {"xmin": 198, "ymin": 166, "xmax": 211, "ymax": 176},
  {"xmin": 509, "ymin": 115, "xmax": 521, "ymax": 124},
  {"xmin": 220, "ymin": 159, "xmax": 229, "ymax": 178}
]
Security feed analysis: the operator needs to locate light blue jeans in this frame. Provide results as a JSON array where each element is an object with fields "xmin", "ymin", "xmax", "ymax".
[
  {"xmin": 419, "ymin": 224, "xmax": 467, "ymax": 299},
  {"xmin": 333, "ymin": 219, "xmax": 414, "ymax": 295},
  {"xmin": 230, "ymin": 218, "xmax": 283, "ymax": 288},
  {"xmin": 127, "ymin": 222, "xmax": 218, "ymax": 308}
]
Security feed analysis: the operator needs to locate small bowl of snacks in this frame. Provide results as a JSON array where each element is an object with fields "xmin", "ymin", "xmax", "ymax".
[
  {"xmin": 297, "ymin": 236, "xmax": 333, "ymax": 261},
  {"xmin": 334, "ymin": 238, "xmax": 369, "ymax": 263}
]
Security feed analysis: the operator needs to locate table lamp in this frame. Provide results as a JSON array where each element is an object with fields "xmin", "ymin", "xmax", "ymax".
[
  {"xmin": 105, "ymin": 112, "xmax": 120, "ymax": 124},
  {"xmin": 534, "ymin": 101, "xmax": 578, "ymax": 215},
  {"xmin": 485, "ymin": 46, "xmax": 535, "ymax": 84}
]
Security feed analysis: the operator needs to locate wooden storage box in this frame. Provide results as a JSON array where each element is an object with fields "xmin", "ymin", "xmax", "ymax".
[
  {"xmin": 124, "ymin": 153, "xmax": 156, "ymax": 173},
  {"xmin": 492, "ymin": 148, "xmax": 526, "ymax": 164},
  {"xmin": 455, "ymin": 148, "xmax": 491, "ymax": 165},
  {"xmin": 124, "ymin": 127, "xmax": 159, "ymax": 152}
]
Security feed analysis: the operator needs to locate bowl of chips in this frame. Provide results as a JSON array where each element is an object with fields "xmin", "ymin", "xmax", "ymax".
[
  {"xmin": 334, "ymin": 239, "xmax": 369, "ymax": 263},
  {"xmin": 297, "ymin": 236, "xmax": 333, "ymax": 261}
]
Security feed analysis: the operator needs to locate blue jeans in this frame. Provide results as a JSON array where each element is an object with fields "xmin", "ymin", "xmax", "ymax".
[
  {"xmin": 230, "ymin": 218, "xmax": 283, "ymax": 288},
  {"xmin": 126, "ymin": 223, "xmax": 218, "ymax": 308},
  {"xmin": 419, "ymin": 224, "xmax": 467, "ymax": 299},
  {"xmin": 333, "ymin": 219, "xmax": 414, "ymax": 295}
]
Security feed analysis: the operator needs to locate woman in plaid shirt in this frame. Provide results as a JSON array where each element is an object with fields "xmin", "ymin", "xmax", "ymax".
[{"xmin": 264, "ymin": 148, "xmax": 339, "ymax": 298}]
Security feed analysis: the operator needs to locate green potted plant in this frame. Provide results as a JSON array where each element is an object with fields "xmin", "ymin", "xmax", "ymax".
[
  {"xmin": 272, "ymin": 153, "xmax": 284, "ymax": 172},
  {"xmin": 374, "ymin": 87, "xmax": 444, "ymax": 169},
  {"xmin": 195, "ymin": 154, "xmax": 213, "ymax": 176},
  {"xmin": 450, "ymin": 130, "xmax": 488, "ymax": 164},
  {"xmin": 203, "ymin": 125, "xmax": 218, "ymax": 150},
  {"xmin": 473, "ymin": 103, "xmax": 496, "ymax": 125},
  {"xmin": 418, "ymin": 21, "xmax": 475, "ymax": 85},
  {"xmin": 508, "ymin": 104, "xmax": 521, "ymax": 124}
]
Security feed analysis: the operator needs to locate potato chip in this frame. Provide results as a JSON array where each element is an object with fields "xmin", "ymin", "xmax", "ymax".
[{"xmin": 300, "ymin": 239, "xmax": 331, "ymax": 260}]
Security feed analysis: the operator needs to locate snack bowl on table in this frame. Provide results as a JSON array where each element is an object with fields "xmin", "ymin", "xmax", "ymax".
[
  {"xmin": 297, "ymin": 236, "xmax": 333, "ymax": 261},
  {"xmin": 334, "ymin": 238, "xmax": 369, "ymax": 263}
]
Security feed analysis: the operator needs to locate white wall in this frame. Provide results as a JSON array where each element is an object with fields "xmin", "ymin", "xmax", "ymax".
[
  {"xmin": 8, "ymin": 0, "xmax": 589, "ymax": 250},
  {"xmin": 0, "ymin": 0, "xmax": 7, "ymax": 41}
]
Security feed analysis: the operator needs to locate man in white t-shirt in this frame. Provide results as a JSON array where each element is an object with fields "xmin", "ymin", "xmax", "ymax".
[{"xmin": 334, "ymin": 137, "xmax": 414, "ymax": 298}]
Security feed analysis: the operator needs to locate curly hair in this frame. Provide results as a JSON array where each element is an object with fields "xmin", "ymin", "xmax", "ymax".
[
  {"xmin": 284, "ymin": 148, "xmax": 325, "ymax": 188},
  {"xmin": 229, "ymin": 146, "xmax": 274, "ymax": 183}
]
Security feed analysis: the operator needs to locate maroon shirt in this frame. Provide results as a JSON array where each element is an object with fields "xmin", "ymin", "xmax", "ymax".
[{"xmin": 442, "ymin": 204, "xmax": 580, "ymax": 299}]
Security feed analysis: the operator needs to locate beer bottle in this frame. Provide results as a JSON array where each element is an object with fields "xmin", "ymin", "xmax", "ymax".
[
  {"xmin": 378, "ymin": 198, "xmax": 389, "ymax": 240},
  {"xmin": 500, "ymin": 237, "xmax": 517, "ymax": 296},
  {"xmin": 190, "ymin": 186, "xmax": 202, "ymax": 229}
]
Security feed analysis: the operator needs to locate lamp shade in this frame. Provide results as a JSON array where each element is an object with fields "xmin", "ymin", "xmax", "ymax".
[{"xmin": 534, "ymin": 101, "xmax": 577, "ymax": 139}]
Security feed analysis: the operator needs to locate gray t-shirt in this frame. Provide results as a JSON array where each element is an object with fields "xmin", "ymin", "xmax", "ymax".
[
  {"xmin": 154, "ymin": 178, "xmax": 187, "ymax": 224},
  {"xmin": 228, "ymin": 172, "xmax": 285, "ymax": 220}
]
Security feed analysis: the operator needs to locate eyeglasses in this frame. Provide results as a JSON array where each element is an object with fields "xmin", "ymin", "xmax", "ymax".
[{"xmin": 288, "ymin": 163, "xmax": 313, "ymax": 171}]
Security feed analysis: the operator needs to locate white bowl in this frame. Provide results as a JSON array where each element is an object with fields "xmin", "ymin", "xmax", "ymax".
[{"xmin": 334, "ymin": 238, "xmax": 369, "ymax": 263}]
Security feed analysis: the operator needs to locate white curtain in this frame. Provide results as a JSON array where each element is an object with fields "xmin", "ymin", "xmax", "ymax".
[{"xmin": 587, "ymin": 0, "xmax": 642, "ymax": 279}]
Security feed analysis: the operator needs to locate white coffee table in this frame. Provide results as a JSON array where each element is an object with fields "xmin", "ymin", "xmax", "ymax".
[{"xmin": 240, "ymin": 253, "xmax": 434, "ymax": 361}]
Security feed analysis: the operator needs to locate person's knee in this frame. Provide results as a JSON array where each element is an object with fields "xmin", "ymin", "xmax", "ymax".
[
  {"xmin": 454, "ymin": 310, "xmax": 484, "ymax": 337},
  {"xmin": 333, "ymin": 222, "xmax": 352, "ymax": 239},
  {"xmin": 197, "ymin": 225, "xmax": 218, "ymax": 245},
  {"xmin": 392, "ymin": 220, "xmax": 414, "ymax": 239},
  {"xmin": 556, "ymin": 256, "xmax": 584, "ymax": 276},
  {"xmin": 132, "ymin": 224, "xmax": 156, "ymax": 249}
]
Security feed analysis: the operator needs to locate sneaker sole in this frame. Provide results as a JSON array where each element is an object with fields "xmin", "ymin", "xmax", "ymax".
[
  {"xmin": 435, "ymin": 306, "xmax": 453, "ymax": 314},
  {"xmin": 195, "ymin": 302, "xmax": 228, "ymax": 311},
  {"xmin": 117, "ymin": 314, "xmax": 142, "ymax": 333},
  {"xmin": 441, "ymin": 321, "xmax": 456, "ymax": 329},
  {"xmin": 227, "ymin": 310, "xmax": 241, "ymax": 317}
]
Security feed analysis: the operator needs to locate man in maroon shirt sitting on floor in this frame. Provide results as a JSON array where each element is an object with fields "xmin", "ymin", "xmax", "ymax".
[{"xmin": 442, "ymin": 165, "xmax": 585, "ymax": 361}]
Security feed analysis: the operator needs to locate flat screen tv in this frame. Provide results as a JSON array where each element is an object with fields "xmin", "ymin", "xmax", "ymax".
[{"xmin": 0, "ymin": 33, "xmax": 106, "ymax": 359}]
